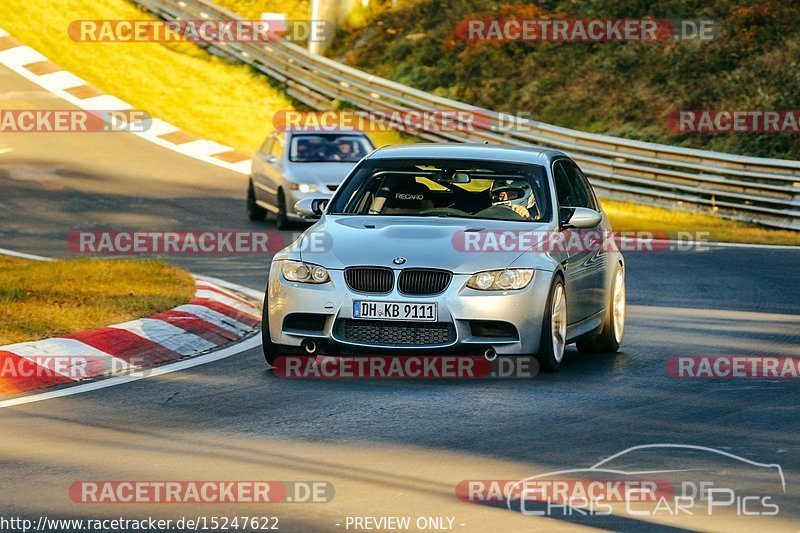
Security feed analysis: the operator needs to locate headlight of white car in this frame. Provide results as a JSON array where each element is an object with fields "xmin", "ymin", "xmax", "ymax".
[
  {"xmin": 281, "ymin": 261, "xmax": 330, "ymax": 283},
  {"xmin": 466, "ymin": 269, "xmax": 534, "ymax": 291},
  {"xmin": 290, "ymin": 183, "xmax": 317, "ymax": 193}
]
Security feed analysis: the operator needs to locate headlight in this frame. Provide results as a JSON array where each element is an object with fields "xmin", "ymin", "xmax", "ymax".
[
  {"xmin": 281, "ymin": 261, "xmax": 330, "ymax": 283},
  {"xmin": 466, "ymin": 269, "xmax": 534, "ymax": 291},
  {"xmin": 290, "ymin": 183, "xmax": 317, "ymax": 193}
]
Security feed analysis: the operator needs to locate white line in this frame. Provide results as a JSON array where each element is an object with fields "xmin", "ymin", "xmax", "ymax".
[
  {"xmin": 0, "ymin": 247, "xmax": 54, "ymax": 261},
  {"xmin": 617, "ymin": 238, "xmax": 800, "ymax": 251},
  {"xmin": 0, "ymin": 335, "xmax": 261, "ymax": 409},
  {"xmin": 695, "ymin": 240, "xmax": 800, "ymax": 251}
]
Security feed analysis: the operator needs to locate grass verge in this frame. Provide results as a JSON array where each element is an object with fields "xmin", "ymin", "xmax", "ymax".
[
  {"xmin": 0, "ymin": 257, "xmax": 195, "ymax": 345},
  {"xmin": 603, "ymin": 199, "xmax": 800, "ymax": 246},
  {"xmin": 2, "ymin": 0, "xmax": 295, "ymax": 154}
]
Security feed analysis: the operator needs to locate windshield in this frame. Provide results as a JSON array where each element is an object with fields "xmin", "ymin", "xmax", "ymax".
[
  {"xmin": 327, "ymin": 158, "xmax": 551, "ymax": 222},
  {"xmin": 289, "ymin": 134, "xmax": 373, "ymax": 163}
]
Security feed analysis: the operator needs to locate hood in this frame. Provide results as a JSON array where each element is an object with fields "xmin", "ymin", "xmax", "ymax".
[
  {"xmin": 297, "ymin": 216, "xmax": 557, "ymax": 273},
  {"xmin": 285, "ymin": 162, "xmax": 357, "ymax": 189}
]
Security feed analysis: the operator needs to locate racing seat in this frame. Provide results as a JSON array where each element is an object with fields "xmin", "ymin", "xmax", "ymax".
[{"xmin": 368, "ymin": 179, "xmax": 434, "ymax": 215}]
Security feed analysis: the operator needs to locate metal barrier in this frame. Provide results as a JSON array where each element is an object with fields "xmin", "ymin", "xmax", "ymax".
[{"xmin": 133, "ymin": 0, "xmax": 800, "ymax": 230}]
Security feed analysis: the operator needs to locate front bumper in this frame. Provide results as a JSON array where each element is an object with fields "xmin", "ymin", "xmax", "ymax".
[{"xmin": 267, "ymin": 265, "xmax": 554, "ymax": 355}]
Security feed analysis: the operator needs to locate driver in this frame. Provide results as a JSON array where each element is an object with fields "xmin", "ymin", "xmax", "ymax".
[
  {"xmin": 332, "ymin": 142, "xmax": 354, "ymax": 161},
  {"xmin": 490, "ymin": 179, "xmax": 536, "ymax": 219}
]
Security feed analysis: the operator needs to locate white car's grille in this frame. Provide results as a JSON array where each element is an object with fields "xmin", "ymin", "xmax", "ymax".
[
  {"xmin": 336, "ymin": 319, "xmax": 455, "ymax": 346},
  {"xmin": 398, "ymin": 269, "xmax": 452, "ymax": 295},
  {"xmin": 344, "ymin": 267, "xmax": 394, "ymax": 293}
]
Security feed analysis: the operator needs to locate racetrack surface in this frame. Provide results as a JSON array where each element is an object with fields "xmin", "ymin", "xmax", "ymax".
[{"xmin": 1, "ymin": 63, "xmax": 800, "ymax": 532}]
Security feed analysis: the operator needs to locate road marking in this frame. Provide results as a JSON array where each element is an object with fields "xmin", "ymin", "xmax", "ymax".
[
  {"xmin": 0, "ymin": 335, "xmax": 261, "ymax": 409},
  {"xmin": 0, "ymin": 28, "xmax": 251, "ymax": 176},
  {"xmin": 0, "ymin": 247, "xmax": 54, "ymax": 261},
  {"xmin": 108, "ymin": 318, "xmax": 218, "ymax": 355},
  {"xmin": 0, "ymin": 248, "xmax": 265, "ymax": 404}
]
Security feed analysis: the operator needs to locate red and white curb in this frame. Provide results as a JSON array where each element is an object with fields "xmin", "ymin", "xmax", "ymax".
[
  {"xmin": 0, "ymin": 274, "xmax": 262, "ymax": 396},
  {"xmin": 0, "ymin": 27, "xmax": 250, "ymax": 175}
]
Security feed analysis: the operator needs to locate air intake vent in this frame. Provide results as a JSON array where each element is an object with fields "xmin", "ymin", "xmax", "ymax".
[
  {"xmin": 344, "ymin": 267, "xmax": 394, "ymax": 293},
  {"xmin": 335, "ymin": 319, "xmax": 455, "ymax": 346},
  {"xmin": 398, "ymin": 269, "xmax": 452, "ymax": 295}
]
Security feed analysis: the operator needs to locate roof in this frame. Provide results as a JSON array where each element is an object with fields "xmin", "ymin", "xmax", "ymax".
[{"xmin": 367, "ymin": 143, "xmax": 566, "ymax": 164}]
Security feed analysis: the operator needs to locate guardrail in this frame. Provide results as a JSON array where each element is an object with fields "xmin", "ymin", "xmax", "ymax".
[{"xmin": 133, "ymin": 0, "xmax": 800, "ymax": 230}]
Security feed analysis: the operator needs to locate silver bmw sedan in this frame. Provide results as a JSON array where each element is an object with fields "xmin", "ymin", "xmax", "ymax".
[{"xmin": 262, "ymin": 143, "xmax": 625, "ymax": 371}]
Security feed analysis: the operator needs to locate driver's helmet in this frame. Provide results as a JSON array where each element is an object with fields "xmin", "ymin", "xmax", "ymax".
[{"xmin": 491, "ymin": 179, "xmax": 535, "ymax": 210}]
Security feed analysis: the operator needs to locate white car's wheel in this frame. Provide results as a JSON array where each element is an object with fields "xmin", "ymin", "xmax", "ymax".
[
  {"xmin": 247, "ymin": 179, "xmax": 267, "ymax": 221},
  {"xmin": 577, "ymin": 265, "xmax": 625, "ymax": 354},
  {"xmin": 261, "ymin": 296, "xmax": 281, "ymax": 366},
  {"xmin": 537, "ymin": 277, "xmax": 567, "ymax": 371}
]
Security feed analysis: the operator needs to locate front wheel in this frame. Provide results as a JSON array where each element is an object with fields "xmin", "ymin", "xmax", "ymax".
[
  {"xmin": 536, "ymin": 277, "xmax": 567, "ymax": 371},
  {"xmin": 261, "ymin": 296, "xmax": 281, "ymax": 366},
  {"xmin": 275, "ymin": 189, "xmax": 291, "ymax": 230},
  {"xmin": 576, "ymin": 265, "xmax": 625, "ymax": 354}
]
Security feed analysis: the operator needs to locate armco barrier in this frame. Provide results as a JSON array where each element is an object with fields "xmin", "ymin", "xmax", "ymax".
[{"xmin": 133, "ymin": 0, "xmax": 800, "ymax": 230}]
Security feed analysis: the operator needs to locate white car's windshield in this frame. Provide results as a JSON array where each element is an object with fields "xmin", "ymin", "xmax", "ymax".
[
  {"xmin": 289, "ymin": 134, "xmax": 372, "ymax": 163},
  {"xmin": 327, "ymin": 158, "xmax": 551, "ymax": 222}
]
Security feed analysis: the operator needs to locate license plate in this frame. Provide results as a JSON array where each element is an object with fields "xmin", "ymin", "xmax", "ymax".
[{"xmin": 353, "ymin": 301, "xmax": 437, "ymax": 321}]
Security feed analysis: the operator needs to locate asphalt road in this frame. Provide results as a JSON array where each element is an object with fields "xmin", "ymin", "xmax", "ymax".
[{"xmin": 2, "ymin": 63, "xmax": 800, "ymax": 532}]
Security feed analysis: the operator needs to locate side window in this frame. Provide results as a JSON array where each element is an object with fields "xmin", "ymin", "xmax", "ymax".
[
  {"xmin": 553, "ymin": 161, "xmax": 573, "ymax": 207},
  {"xmin": 576, "ymin": 166, "xmax": 600, "ymax": 211},
  {"xmin": 555, "ymin": 160, "xmax": 595, "ymax": 210}
]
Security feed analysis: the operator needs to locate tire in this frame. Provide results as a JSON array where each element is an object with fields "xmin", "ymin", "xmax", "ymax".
[
  {"xmin": 576, "ymin": 265, "xmax": 625, "ymax": 354},
  {"xmin": 261, "ymin": 295, "xmax": 281, "ymax": 366},
  {"xmin": 247, "ymin": 180, "xmax": 267, "ymax": 221},
  {"xmin": 536, "ymin": 276, "xmax": 568, "ymax": 372},
  {"xmin": 275, "ymin": 189, "xmax": 291, "ymax": 230}
]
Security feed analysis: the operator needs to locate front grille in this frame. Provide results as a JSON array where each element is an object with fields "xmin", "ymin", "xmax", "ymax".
[
  {"xmin": 335, "ymin": 319, "xmax": 455, "ymax": 346},
  {"xmin": 398, "ymin": 269, "xmax": 452, "ymax": 295},
  {"xmin": 345, "ymin": 267, "xmax": 394, "ymax": 294}
]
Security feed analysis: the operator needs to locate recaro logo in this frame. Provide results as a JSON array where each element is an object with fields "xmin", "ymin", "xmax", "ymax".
[{"xmin": 395, "ymin": 193, "xmax": 424, "ymax": 200}]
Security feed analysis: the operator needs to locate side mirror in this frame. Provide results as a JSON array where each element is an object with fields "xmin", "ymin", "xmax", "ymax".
[
  {"xmin": 294, "ymin": 198, "xmax": 328, "ymax": 219},
  {"xmin": 560, "ymin": 207, "xmax": 601, "ymax": 229}
]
